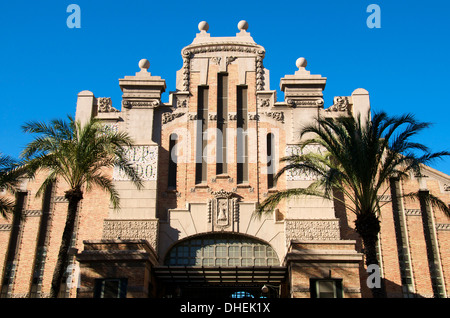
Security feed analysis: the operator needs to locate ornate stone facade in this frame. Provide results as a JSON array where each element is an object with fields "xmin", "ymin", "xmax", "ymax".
[{"xmin": 0, "ymin": 20, "xmax": 449, "ymax": 300}]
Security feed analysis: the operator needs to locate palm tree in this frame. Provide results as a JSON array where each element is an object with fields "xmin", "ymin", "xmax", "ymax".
[
  {"xmin": 0, "ymin": 153, "xmax": 24, "ymax": 219},
  {"xmin": 21, "ymin": 115, "xmax": 143, "ymax": 298},
  {"xmin": 257, "ymin": 110, "xmax": 450, "ymax": 298}
]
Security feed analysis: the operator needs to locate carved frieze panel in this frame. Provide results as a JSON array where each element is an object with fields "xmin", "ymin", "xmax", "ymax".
[
  {"xmin": 162, "ymin": 112, "xmax": 185, "ymax": 124},
  {"xmin": 285, "ymin": 219, "xmax": 340, "ymax": 243},
  {"xmin": 263, "ymin": 111, "xmax": 284, "ymax": 123},
  {"xmin": 103, "ymin": 219, "xmax": 158, "ymax": 251},
  {"xmin": 113, "ymin": 146, "xmax": 158, "ymax": 181}
]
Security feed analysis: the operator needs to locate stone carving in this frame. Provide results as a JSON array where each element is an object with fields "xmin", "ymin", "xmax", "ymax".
[
  {"xmin": 210, "ymin": 189, "xmax": 235, "ymax": 230},
  {"xmin": 188, "ymin": 113, "xmax": 198, "ymax": 120},
  {"xmin": 285, "ymin": 219, "xmax": 340, "ymax": 243},
  {"xmin": 326, "ymin": 96, "xmax": 349, "ymax": 112},
  {"xmin": 210, "ymin": 57, "xmax": 221, "ymax": 65},
  {"xmin": 97, "ymin": 97, "xmax": 118, "ymax": 113},
  {"xmin": 113, "ymin": 146, "xmax": 158, "ymax": 181},
  {"xmin": 177, "ymin": 99, "xmax": 188, "ymax": 108},
  {"xmin": 228, "ymin": 113, "xmax": 237, "ymax": 121},
  {"xmin": 257, "ymin": 98, "xmax": 270, "ymax": 108},
  {"xmin": 443, "ymin": 184, "xmax": 450, "ymax": 191},
  {"xmin": 103, "ymin": 219, "xmax": 159, "ymax": 250},
  {"xmin": 256, "ymin": 52, "xmax": 265, "ymax": 91},
  {"xmin": 122, "ymin": 100, "xmax": 160, "ymax": 109},
  {"xmin": 248, "ymin": 113, "xmax": 259, "ymax": 121},
  {"xmin": 162, "ymin": 112, "xmax": 185, "ymax": 124},
  {"xmin": 263, "ymin": 111, "xmax": 284, "ymax": 122},
  {"xmin": 208, "ymin": 113, "xmax": 217, "ymax": 121},
  {"xmin": 182, "ymin": 50, "xmax": 191, "ymax": 92},
  {"xmin": 226, "ymin": 56, "xmax": 237, "ymax": 65}
]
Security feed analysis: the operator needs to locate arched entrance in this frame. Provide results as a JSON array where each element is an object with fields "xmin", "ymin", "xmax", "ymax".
[{"xmin": 154, "ymin": 233, "xmax": 286, "ymax": 298}]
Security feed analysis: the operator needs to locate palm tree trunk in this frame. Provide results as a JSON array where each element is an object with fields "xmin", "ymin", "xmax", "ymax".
[
  {"xmin": 355, "ymin": 212, "xmax": 385, "ymax": 298},
  {"xmin": 49, "ymin": 188, "xmax": 82, "ymax": 298}
]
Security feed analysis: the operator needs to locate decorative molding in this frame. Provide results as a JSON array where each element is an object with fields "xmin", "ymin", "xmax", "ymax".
[
  {"xmin": 0, "ymin": 224, "xmax": 12, "ymax": 231},
  {"xmin": 248, "ymin": 113, "xmax": 259, "ymax": 121},
  {"xmin": 286, "ymin": 99, "xmax": 323, "ymax": 108},
  {"xmin": 177, "ymin": 98, "xmax": 188, "ymax": 108},
  {"xmin": 405, "ymin": 209, "xmax": 421, "ymax": 216},
  {"xmin": 257, "ymin": 98, "xmax": 270, "ymax": 108},
  {"xmin": 228, "ymin": 113, "xmax": 237, "ymax": 121},
  {"xmin": 377, "ymin": 195, "xmax": 392, "ymax": 202},
  {"xmin": 443, "ymin": 184, "xmax": 450, "ymax": 191},
  {"xmin": 285, "ymin": 219, "xmax": 341, "ymax": 242},
  {"xmin": 436, "ymin": 223, "xmax": 450, "ymax": 231},
  {"xmin": 263, "ymin": 111, "xmax": 284, "ymax": 123},
  {"xmin": 103, "ymin": 219, "xmax": 159, "ymax": 251},
  {"xmin": 24, "ymin": 210, "xmax": 42, "ymax": 217},
  {"xmin": 256, "ymin": 52, "xmax": 265, "ymax": 91},
  {"xmin": 162, "ymin": 112, "xmax": 185, "ymax": 124},
  {"xmin": 54, "ymin": 196, "xmax": 68, "ymax": 203},
  {"xmin": 122, "ymin": 99, "xmax": 160, "ymax": 109},
  {"xmin": 113, "ymin": 146, "xmax": 158, "ymax": 181}
]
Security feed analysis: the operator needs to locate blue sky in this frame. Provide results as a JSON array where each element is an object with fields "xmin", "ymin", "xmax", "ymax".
[{"xmin": 1, "ymin": 1, "xmax": 449, "ymax": 174}]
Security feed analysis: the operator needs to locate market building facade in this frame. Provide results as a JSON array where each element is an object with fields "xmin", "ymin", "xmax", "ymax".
[{"xmin": 1, "ymin": 21, "xmax": 449, "ymax": 298}]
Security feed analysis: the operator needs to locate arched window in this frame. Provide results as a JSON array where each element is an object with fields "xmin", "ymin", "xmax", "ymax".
[
  {"xmin": 168, "ymin": 133, "xmax": 178, "ymax": 189},
  {"xmin": 164, "ymin": 233, "xmax": 279, "ymax": 267}
]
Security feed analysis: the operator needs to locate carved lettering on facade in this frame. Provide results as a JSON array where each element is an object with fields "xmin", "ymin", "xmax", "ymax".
[
  {"xmin": 285, "ymin": 144, "xmax": 326, "ymax": 181},
  {"xmin": 113, "ymin": 146, "xmax": 158, "ymax": 181}
]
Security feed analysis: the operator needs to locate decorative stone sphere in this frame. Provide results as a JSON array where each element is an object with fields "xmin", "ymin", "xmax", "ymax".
[
  {"xmin": 238, "ymin": 20, "xmax": 248, "ymax": 31},
  {"xmin": 296, "ymin": 57, "xmax": 307, "ymax": 69},
  {"xmin": 198, "ymin": 21, "xmax": 209, "ymax": 32},
  {"xmin": 139, "ymin": 59, "xmax": 150, "ymax": 70}
]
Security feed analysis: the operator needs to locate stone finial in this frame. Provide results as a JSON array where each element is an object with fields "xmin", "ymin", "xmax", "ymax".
[
  {"xmin": 296, "ymin": 57, "xmax": 307, "ymax": 69},
  {"xmin": 238, "ymin": 20, "xmax": 248, "ymax": 31},
  {"xmin": 139, "ymin": 59, "xmax": 150, "ymax": 72},
  {"xmin": 198, "ymin": 21, "xmax": 209, "ymax": 32}
]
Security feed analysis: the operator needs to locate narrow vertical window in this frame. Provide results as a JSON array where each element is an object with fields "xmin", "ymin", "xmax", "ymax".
[
  {"xmin": 237, "ymin": 86, "xmax": 248, "ymax": 184},
  {"xmin": 267, "ymin": 133, "xmax": 276, "ymax": 189},
  {"xmin": 196, "ymin": 86, "xmax": 209, "ymax": 184},
  {"xmin": 168, "ymin": 134, "xmax": 178, "ymax": 189},
  {"xmin": 1, "ymin": 191, "xmax": 27, "ymax": 298},
  {"xmin": 216, "ymin": 74, "xmax": 228, "ymax": 175}
]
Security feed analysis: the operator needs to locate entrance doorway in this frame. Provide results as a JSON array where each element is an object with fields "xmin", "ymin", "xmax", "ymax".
[{"xmin": 154, "ymin": 233, "xmax": 286, "ymax": 298}]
